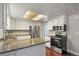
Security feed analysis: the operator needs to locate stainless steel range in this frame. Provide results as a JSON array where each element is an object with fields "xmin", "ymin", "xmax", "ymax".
[{"xmin": 51, "ymin": 32, "xmax": 67, "ymax": 54}]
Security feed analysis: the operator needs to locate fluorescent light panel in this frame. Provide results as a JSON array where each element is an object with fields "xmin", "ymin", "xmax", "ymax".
[
  {"xmin": 23, "ymin": 10, "xmax": 46, "ymax": 21},
  {"xmin": 33, "ymin": 14, "xmax": 46, "ymax": 21}
]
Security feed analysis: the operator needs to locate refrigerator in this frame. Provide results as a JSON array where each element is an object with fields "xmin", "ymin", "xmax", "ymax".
[{"xmin": 29, "ymin": 26, "xmax": 40, "ymax": 38}]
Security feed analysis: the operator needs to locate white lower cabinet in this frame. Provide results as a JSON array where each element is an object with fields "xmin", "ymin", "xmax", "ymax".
[
  {"xmin": 0, "ymin": 51, "xmax": 16, "ymax": 56},
  {"xmin": 16, "ymin": 44, "xmax": 45, "ymax": 56},
  {"xmin": 0, "ymin": 44, "xmax": 45, "ymax": 56}
]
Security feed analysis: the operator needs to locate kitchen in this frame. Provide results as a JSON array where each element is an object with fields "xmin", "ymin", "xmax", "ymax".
[{"xmin": 0, "ymin": 3, "xmax": 79, "ymax": 56}]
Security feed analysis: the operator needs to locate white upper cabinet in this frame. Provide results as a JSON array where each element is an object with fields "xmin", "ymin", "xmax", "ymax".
[
  {"xmin": 6, "ymin": 16, "xmax": 42, "ymax": 30},
  {"xmin": 6, "ymin": 16, "xmax": 11, "ymax": 29},
  {"xmin": 6, "ymin": 4, "xmax": 12, "ymax": 30},
  {"xmin": 15, "ymin": 19, "xmax": 29, "ymax": 30},
  {"xmin": 0, "ymin": 4, "xmax": 4, "ymax": 39},
  {"xmin": 6, "ymin": 16, "xmax": 17, "ymax": 30},
  {"xmin": 6, "ymin": 5, "xmax": 29, "ymax": 30},
  {"xmin": 47, "ymin": 20, "xmax": 53, "ymax": 30},
  {"xmin": 46, "ymin": 15, "xmax": 67, "ymax": 31},
  {"xmin": 53, "ymin": 19, "xmax": 58, "ymax": 26},
  {"xmin": 0, "ymin": 3, "xmax": 3, "ymax": 29},
  {"xmin": 53, "ymin": 15, "xmax": 66, "ymax": 26},
  {"xmin": 6, "ymin": 17, "xmax": 30, "ymax": 30}
]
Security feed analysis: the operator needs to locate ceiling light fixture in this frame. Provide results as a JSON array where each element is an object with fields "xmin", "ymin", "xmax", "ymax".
[
  {"xmin": 23, "ymin": 10, "xmax": 38, "ymax": 19},
  {"xmin": 33, "ymin": 14, "xmax": 46, "ymax": 21},
  {"xmin": 23, "ymin": 10, "xmax": 46, "ymax": 21}
]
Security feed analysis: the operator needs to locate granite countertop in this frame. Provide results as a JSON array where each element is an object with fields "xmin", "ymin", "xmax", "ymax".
[{"xmin": 0, "ymin": 38, "xmax": 49, "ymax": 54}]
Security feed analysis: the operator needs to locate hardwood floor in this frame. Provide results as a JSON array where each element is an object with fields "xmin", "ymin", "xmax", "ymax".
[
  {"xmin": 46, "ymin": 47, "xmax": 63, "ymax": 56},
  {"xmin": 46, "ymin": 47, "xmax": 76, "ymax": 56}
]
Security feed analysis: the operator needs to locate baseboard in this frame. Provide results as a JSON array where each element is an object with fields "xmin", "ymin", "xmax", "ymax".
[{"xmin": 67, "ymin": 50, "xmax": 79, "ymax": 56}]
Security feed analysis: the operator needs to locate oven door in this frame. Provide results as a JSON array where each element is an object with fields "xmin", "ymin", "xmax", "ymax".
[
  {"xmin": 51, "ymin": 37, "xmax": 62, "ymax": 49},
  {"xmin": 54, "ymin": 39, "xmax": 62, "ymax": 48}
]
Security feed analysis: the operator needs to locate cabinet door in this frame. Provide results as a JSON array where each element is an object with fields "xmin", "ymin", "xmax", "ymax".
[
  {"xmin": 3, "ymin": 4, "xmax": 7, "ymax": 29},
  {"xmin": 0, "ymin": 51, "xmax": 16, "ymax": 56},
  {"xmin": 25, "ymin": 24, "xmax": 29, "ymax": 30},
  {"xmin": 0, "ymin": 4, "xmax": 7, "ymax": 29},
  {"xmin": 16, "ymin": 44, "xmax": 45, "ymax": 56},
  {"xmin": 0, "ymin": 29, "xmax": 3, "ymax": 39},
  {"xmin": 0, "ymin": 3, "xmax": 3, "ymax": 29},
  {"xmin": 47, "ymin": 20, "xmax": 53, "ymax": 30},
  {"xmin": 15, "ymin": 19, "xmax": 29, "ymax": 30},
  {"xmin": 0, "ymin": 4, "xmax": 4, "ymax": 39}
]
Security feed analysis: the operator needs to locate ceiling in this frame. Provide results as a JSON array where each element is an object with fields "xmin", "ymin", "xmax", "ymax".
[{"xmin": 8, "ymin": 3, "xmax": 79, "ymax": 19}]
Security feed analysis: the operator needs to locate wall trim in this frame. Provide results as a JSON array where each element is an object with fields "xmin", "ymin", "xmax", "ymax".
[{"xmin": 67, "ymin": 50, "xmax": 79, "ymax": 56}]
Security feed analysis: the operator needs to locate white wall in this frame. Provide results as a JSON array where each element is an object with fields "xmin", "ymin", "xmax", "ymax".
[{"xmin": 67, "ymin": 13, "xmax": 79, "ymax": 55}]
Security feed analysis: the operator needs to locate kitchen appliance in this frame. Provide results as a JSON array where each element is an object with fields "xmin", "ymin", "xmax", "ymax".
[
  {"xmin": 51, "ymin": 32, "xmax": 67, "ymax": 53},
  {"xmin": 29, "ymin": 26, "xmax": 40, "ymax": 38},
  {"xmin": 51, "ymin": 37, "xmax": 62, "ymax": 48},
  {"xmin": 53, "ymin": 26, "xmax": 62, "ymax": 30},
  {"xmin": 53, "ymin": 24, "xmax": 67, "ymax": 32}
]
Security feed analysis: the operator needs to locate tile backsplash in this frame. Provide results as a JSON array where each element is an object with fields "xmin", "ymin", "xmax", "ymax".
[{"xmin": 6, "ymin": 30, "xmax": 30, "ymax": 36}]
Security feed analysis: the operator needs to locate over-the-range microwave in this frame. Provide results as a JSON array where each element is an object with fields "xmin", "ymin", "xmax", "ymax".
[{"xmin": 53, "ymin": 24, "xmax": 67, "ymax": 32}]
